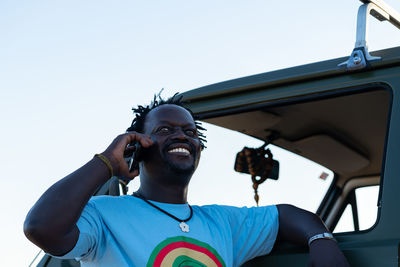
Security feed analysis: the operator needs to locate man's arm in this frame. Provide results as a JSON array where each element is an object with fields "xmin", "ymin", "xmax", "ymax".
[
  {"xmin": 23, "ymin": 132, "xmax": 152, "ymax": 256},
  {"xmin": 276, "ymin": 204, "xmax": 350, "ymax": 267}
]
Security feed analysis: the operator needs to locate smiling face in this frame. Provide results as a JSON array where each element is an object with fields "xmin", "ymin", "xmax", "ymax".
[{"xmin": 142, "ymin": 104, "xmax": 202, "ymax": 184}]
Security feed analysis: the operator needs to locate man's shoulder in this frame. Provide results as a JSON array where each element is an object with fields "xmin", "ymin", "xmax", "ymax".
[
  {"xmin": 192, "ymin": 204, "xmax": 279, "ymax": 229},
  {"xmin": 194, "ymin": 203, "xmax": 277, "ymax": 216},
  {"xmin": 196, "ymin": 203, "xmax": 276, "ymax": 210}
]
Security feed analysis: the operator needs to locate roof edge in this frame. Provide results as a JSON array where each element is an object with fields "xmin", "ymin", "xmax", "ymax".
[{"xmin": 181, "ymin": 46, "xmax": 400, "ymax": 102}]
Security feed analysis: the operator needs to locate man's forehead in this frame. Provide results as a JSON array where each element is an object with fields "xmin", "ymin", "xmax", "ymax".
[{"xmin": 145, "ymin": 104, "xmax": 195, "ymax": 127}]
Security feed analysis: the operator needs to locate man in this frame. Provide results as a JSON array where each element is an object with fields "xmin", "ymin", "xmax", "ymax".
[{"xmin": 24, "ymin": 95, "xmax": 350, "ymax": 266}]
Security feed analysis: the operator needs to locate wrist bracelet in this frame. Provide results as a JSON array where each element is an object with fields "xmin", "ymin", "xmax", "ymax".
[
  {"xmin": 308, "ymin": 233, "xmax": 335, "ymax": 246},
  {"xmin": 94, "ymin": 154, "xmax": 113, "ymax": 177}
]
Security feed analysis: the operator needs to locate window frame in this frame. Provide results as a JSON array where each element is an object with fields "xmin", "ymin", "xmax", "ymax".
[{"xmin": 328, "ymin": 176, "xmax": 381, "ymax": 233}]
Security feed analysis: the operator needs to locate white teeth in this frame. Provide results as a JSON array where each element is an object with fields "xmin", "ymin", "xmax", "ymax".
[{"xmin": 168, "ymin": 147, "xmax": 190, "ymax": 155}]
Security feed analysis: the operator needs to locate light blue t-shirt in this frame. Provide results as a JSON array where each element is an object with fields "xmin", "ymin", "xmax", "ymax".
[{"xmin": 57, "ymin": 195, "xmax": 278, "ymax": 267}]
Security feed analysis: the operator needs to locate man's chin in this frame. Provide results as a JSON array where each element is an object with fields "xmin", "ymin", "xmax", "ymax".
[
  {"xmin": 167, "ymin": 161, "xmax": 195, "ymax": 175},
  {"xmin": 161, "ymin": 150, "xmax": 199, "ymax": 179},
  {"xmin": 160, "ymin": 161, "xmax": 194, "ymax": 186}
]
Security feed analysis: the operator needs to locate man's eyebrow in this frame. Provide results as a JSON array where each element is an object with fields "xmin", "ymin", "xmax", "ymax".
[{"xmin": 156, "ymin": 120, "xmax": 196, "ymax": 127}]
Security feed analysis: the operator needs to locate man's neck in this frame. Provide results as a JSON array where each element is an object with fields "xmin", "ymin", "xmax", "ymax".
[{"xmin": 137, "ymin": 178, "xmax": 189, "ymax": 204}]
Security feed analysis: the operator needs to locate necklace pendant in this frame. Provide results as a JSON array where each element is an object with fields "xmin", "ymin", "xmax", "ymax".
[{"xmin": 179, "ymin": 222, "xmax": 190, "ymax": 232}]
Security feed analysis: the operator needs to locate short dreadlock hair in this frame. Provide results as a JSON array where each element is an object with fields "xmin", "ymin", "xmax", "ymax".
[{"xmin": 126, "ymin": 93, "xmax": 207, "ymax": 150}]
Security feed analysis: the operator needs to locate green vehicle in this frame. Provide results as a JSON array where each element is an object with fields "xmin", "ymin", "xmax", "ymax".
[{"xmin": 31, "ymin": 0, "xmax": 400, "ymax": 266}]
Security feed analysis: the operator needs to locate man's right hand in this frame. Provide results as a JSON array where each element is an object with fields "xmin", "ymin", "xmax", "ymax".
[{"xmin": 101, "ymin": 132, "xmax": 153, "ymax": 180}]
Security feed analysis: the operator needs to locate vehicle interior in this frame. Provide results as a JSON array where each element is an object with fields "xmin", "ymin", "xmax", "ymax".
[{"xmin": 203, "ymin": 86, "xmax": 391, "ymax": 233}]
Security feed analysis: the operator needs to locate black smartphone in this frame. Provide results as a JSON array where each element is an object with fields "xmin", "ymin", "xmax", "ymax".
[{"xmin": 125, "ymin": 142, "xmax": 144, "ymax": 173}]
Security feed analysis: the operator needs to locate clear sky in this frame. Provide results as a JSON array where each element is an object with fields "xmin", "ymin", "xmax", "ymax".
[{"xmin": 1, "ymin": 1, "xmax": 400, "ymax": 266}]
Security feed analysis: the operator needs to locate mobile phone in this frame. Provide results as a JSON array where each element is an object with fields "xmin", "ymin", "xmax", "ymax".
[{"xmin": 125, "ymin": 142, "xmax": 144, "ymax": 172}]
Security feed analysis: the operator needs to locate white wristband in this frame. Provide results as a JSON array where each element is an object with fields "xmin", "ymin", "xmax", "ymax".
[{"xmin": 308, "ymin": 233, "xmax": 335, "ymax": 246}]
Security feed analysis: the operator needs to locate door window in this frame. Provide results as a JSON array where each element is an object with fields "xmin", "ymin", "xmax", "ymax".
[{"xmin": 334, "ymin": 185, "xmax": 379, "ymax": 233}]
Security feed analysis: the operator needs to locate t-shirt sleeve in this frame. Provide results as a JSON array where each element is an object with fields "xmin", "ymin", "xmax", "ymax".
[
  {"xmin": 52, "ymin": 200, "xmax": 104, "ymax": 262},
  {"xmin": 223, "ymin": 205, "xmax": 279, "ymax": 266}
]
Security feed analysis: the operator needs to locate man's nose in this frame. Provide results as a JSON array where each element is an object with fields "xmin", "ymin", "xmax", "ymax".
[{"xmin": 171, "ymin": 127, "xmax": 187, "ymax": 140}]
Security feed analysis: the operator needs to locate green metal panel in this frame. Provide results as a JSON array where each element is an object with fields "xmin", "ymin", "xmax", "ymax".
[
  {"xmin": 184, "ymin": 66, "xmax": 399, "ymax": 119},
  {"xmin": 182, "ymin": 47, "xmax": 400, "ymax": 106},
  {"xmin": 243, "ymin": 241, "xmax": 399, "ymax": 267}
]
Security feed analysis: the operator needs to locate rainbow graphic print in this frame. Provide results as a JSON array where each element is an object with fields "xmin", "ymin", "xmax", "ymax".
[{"xmin": 147, "ymin": 236, "xmax": 226, "ymax": 267}]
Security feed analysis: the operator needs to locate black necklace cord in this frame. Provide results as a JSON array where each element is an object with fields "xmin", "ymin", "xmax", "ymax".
[{"xmin": 133, "ymin": 192, "xmax": 193, "ymax": 223}]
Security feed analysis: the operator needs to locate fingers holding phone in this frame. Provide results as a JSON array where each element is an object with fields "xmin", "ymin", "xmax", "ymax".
[{"xmin": 102, "ymin": 132, "xmax": 153, "ymax": 180}]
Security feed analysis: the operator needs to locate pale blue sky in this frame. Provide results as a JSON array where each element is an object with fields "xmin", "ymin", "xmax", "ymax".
[{"xmin": 1, "ymin": 1, "xmax": 399, "ymax": 266}]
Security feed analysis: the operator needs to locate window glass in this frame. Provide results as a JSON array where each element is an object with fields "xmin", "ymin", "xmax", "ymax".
[
  {"xmin": 333, "ymin": 185, "xmax": 379, "ymax": 233},
  {"xmin": 334, "ymin": 204, "xmax": 354, "ymax": 233},
  {"xmin": 356, "ymin": 185, "xmax": 379, "ymax": 230},
  {"xmin": 126, "ymin": 122, "xmax": 334, "ymax": 213},
  {"xmin": 28, "ymin": 250, "xmax": 48, "ymax": 267}
]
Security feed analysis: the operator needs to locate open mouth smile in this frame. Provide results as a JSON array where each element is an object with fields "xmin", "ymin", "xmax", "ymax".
[
  {"xmin": 166, "ymin": 142, "xmax": 193, "ymax": 157},
  {"xmin": 168, "ymin": 147, "xmax": 191, "ymax": 155}
]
